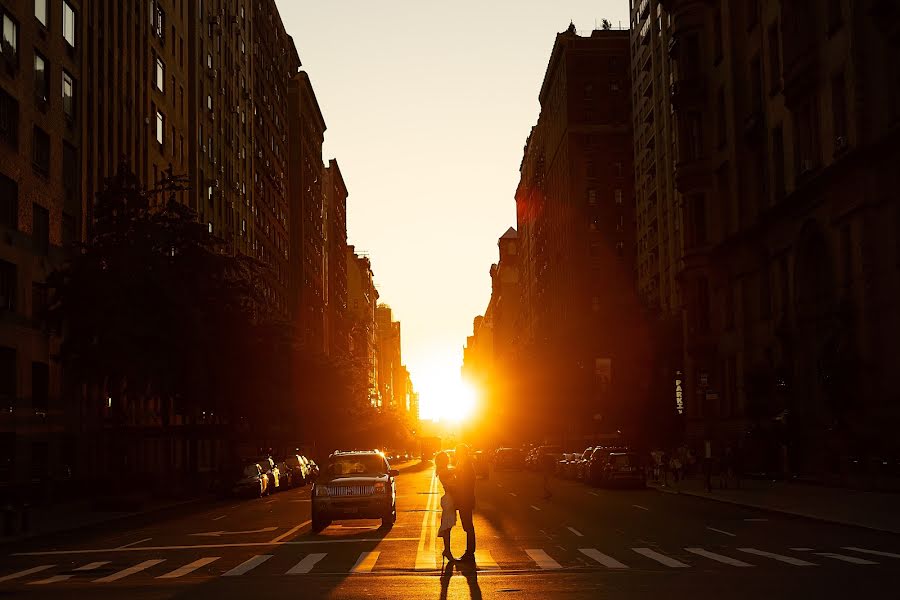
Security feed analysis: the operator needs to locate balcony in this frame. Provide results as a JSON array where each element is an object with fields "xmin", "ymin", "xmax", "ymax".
[
  {"xmin": 640, "ymin": 18, "xmax": 653, "ymax": 45},
  {"xmin": 639, "ymin": 0, "xmax": 651, "ymax": 20}
]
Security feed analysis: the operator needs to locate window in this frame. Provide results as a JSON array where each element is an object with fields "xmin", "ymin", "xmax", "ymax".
[
  {"xmin": 772, "ymin": 125, "xmax": 785, "ymax": 200},
  {"xmin": 153, "ymin": 4, "xmax": 165, "ymax": 41},
  {"xmin": 155, "ymin": 110, "xmax": 164, "ymax": 145},
  {"xmin": 62, "ymin": 1, "xmax": 76, "ymax": 47},
  {"xmin": 759, "ymin": 264, "xmax": 772, "ymax": 319},
  {"xmin": 155, "ymin": 56, "xmax": 165, "ymax": 92},
  {"xmin": 0, "ymin": 87, "xmax": 18, "ymax": 148},
  {"xmin": 207, "ymin": 94, "xmax": 212, "ymax": 112},
  {"xmin": 34, "ymin": 51, "xmax": 49, "ymax": 104},
  {"xmin": 696, "ymin": 277, "xmax": 710, "ymax": 332},
  {"xmin": 0, "ymin": 347, "xmax": 15, "ymax": 407},
  {"xmin": 716, "ymin": 87, "xmax": 726, "ymax": 148},
  {"xmin": 828, "ymin": 0, "xmax": 843, "ymax": 33},
  {"xmin": 61, "ymin": 212, "xmax": 75, "ymax": 245},
  {"xmin": 615, "ymin": 189, "xmax": 623, "ymax": 204},
  {"xmin": 767, "ymin": 23, "xmax": 781, "ymax": 93},
  {"xmin": 616, "ymin": 241, "xmax": 625, "ymax": 258},
  {"xmin": 0, "ymin": 173, "xmax": 17, "ymax": 229},
  {"xmin": 794, "ymin": 100, "xmax": 820, "ymax": 175},
  {"xmin": 747, "ymin": 0, "xmax": 759, "ymax": 29},
  {"xmin": 691, "ymin": 194, "xmax": 707, "ymax": 246},
  {"xmin": 0, "ymin": 261, "xmax": 15, "ymax": 311},
  {"xmin": 587, "ymin": 188, "xmax": 597, "ymax": 205},
  {"xmin": 35, "ymin": 0, "xmax": 48, "ymax": 27},
  {"xmin": 750, "ymin": 55, "xmax": 762, "ymax": 114},
  {"xmin": 832, "ymin": 72, "xmax": 848, "ymax": 144},
  {"xmin": 713, "ymin": 6, "xmax": 723, "ymax": 63},
  {"xmin": 1, "ymin": 10, "xmax": 17, "ymax": 63},
  {"xmin": 32, "ymin": 126, "xmax": 50, "ymax": 176},
  {"xmin": 62, "ymin": 70, "xmax": 74, "ymax": 119},
  {"xmin": 32, "ymin": 203, "xmax": 49, "ymax": 255},
  {"xmin": 31, "ymin": 362, "xmax": 48, "ymax": 412}
]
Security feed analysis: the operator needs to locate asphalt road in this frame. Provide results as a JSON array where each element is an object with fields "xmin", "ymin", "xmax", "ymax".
[{"xmin": 2, "ymin": 460, "xmax": 899, "ymax": 599}]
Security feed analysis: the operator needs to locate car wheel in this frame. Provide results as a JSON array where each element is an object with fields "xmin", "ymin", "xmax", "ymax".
[{"xmin": 381, "ymin": 504, "xmax": 397, "ymax": 528}]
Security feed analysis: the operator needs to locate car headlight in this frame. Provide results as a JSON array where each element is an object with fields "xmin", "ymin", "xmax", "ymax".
[
  {"xmin": 315, "ymin": 485, "xmax": 329, "ymax": 497},
  {"xmin": 374, "ymin": 482, "xmax": 387, "ymax": 494}
]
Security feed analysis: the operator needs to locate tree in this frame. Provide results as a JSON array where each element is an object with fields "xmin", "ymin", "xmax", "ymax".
[{"xmin": 601, "ymin": 19, "xmax": 612, "ymax": 30}]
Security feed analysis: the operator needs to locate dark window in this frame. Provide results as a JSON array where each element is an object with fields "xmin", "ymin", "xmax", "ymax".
[
  {"xmin": 794, "ymin": 100, "xmax": 820, "ymax": 176},
  {"xmin": 713, "ymin": 6, "xmax": 723, "ymax": 63},
  {"xmin": 828, "ymin": 0, "xmax": 843, "ymax": 33},
  {"xmin": 717, "ymin": 87, "xmax": 727, "ymax": 148},
  {"xmin": 691, "ymin": 194, "xmax": 708, "ymax": 246},
  {"xmin": 841, "ymin": 224, "xmax": 852, "ymax": 285},
  {"xmin": 750, "ymin": 55, "xmax": 762, "ymax": 114},
  {"xmin": 32, "ymin": 282, "xmax": 47, "ymax": 323},
  {"xmin": 1, "ymin": 10, "xmax": 18, "ymax": 65},
  {"xmin": 61, "ymin": 212, "xmax": 76, "ymax": 245},
  {"xmin": 697, "ymin": 278, "xmax": 710, "ymax": 333},
  {"xmin": 62, "ymin": 70, "xmax": 75, "ymax": 120},
  {"xmin": 31, "ymin": 362, "xmax": 48, "ymax": 412},
  {"xmin": 31, "ymin": 441, "xmax": 48, "ymax": 477},
  {"xmin": 832, "ymin": 72, "xmax": 848, "ymax": 143},
  {"xmin": 724, "ymin": 281, "xmax": 735, "ymax": 330},
  {"xmin": 0, "ymin": 173, "xmax": 17, "ymax": 229},
  {"xmin": 32, "ymin": 126, "xmax": 50, "ymax": 176},
  {"xmin": 0, "ymin": 433, "xmax": 13, "ymax": 481},
  {"xmin": 686, "ymin": 112, "xmax": 703, "ymax": 160},
  {"xmin": 34, "ymin": 50, "xmax": 49, "ymax": 104},
  {"xmin": 772, "ymin": 125, "xmax": 785, "ymax": 200},
  {"xmin": 767, "ymin": 23, "xmax": 781, "ymax": 93},
  {"xmin": 62, "ymin": 141, "xmax": 77, "ymax": 203},
  {"xmin": 0, "ymin": 86, "xmax": 18, "ymax": 148},
  {"xmin": 747, "ymin": 0, "xmax": 759, "ymax": 29},
  {"xmin": 760, "ymin": 264, "xmax": 772, "ymax": 319},
  {"xmin": 0, "ymin": 262, "xmax": 15, "ymax": 311},
  {"xmin": 32, "ymin": 203, "xmax": 49, "ymax": 254}
]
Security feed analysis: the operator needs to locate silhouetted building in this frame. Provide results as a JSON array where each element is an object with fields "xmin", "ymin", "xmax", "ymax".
[
  {"xmin": 323, "ymin": 159, "xmax": 349, "ymax": 360},
  {"xmin": 346, "ymin": 246, "xmax": 379, "ymax": 406},
  {"xmin": 375, "ymin": 304, "xmax": 402, "ymax": 411},
  {"xmin": 0, "ymin": 0, "xmax": 85, "ymax": 492},
  {"xmin": 287, "ymin": 70, "xmax": 326, "ymax": 352},
  {"xmin": 515, "ymin": 25, "xmax": 641, "ymax": 439},
  {"xmin": 661, "ymin": 0, "xmax": 900, "ymax": 477}
]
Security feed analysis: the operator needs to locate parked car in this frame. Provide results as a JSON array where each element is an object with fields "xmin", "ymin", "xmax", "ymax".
[
  {"xmin": 306, "ymin": 458, "xmax": 320, "ymax": 482},
  {"xmin": 495, "ymin": 447, "xmax": 525, "ymax": 470},
  {"xmin": 231, "ymin": 462, "xmax": 269, "ymax": 498},
  {"xmin": 280, "ymin": 455, "xmax": 310, "ymax": 487},
  {"xmin": 251, "ymin": 456, "xmax": 281, "ymax": 493},
  {"xmin": 590, "ymin": 451, "xmax": 645, "ymax": 488},
  {"xmin": 473, "ymin": 450, "xmax": 490, "ymax": 479},
  {"xmin": 311, "ymin": 450, "xmax": 399, "ymax": 532},
  {"xmin": 576, "ymin": 447, "xmax": 594, "ymax": 480}
]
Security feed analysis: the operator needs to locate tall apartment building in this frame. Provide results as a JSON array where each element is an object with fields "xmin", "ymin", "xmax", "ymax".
[
  {"xmin": 375, "ymin": 304, "xmax": 401, "ymax": 411},
  {"xmin": 346, "ymin": 246, "xmax": 378, "ymax": 406},
  {"xmin": 323, "ymin": 159, "xmax": 349, "ymax": 360},
  {"xmin": 661, "ymin": 0, "xmax": 900, "ymax": 476},
  {"xmin": 0, "ymin": 0, "xmax": 84, "ymax": 489},
  {"xmin": 287, "ymin": 70, "xmax": 326, "ymax": 352},
  {"xmin": 515, "ymin": 26, "xmax": 640, "ymax": 437}
]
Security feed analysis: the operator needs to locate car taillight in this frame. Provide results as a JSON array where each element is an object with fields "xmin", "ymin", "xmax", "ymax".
[
  {"xmin": 315, "ymin": 485, "xmax": 329, "ymax": 497},
  {"xmin": 374, "ymin": 482, "xmax": 387, "ymax": 494}
]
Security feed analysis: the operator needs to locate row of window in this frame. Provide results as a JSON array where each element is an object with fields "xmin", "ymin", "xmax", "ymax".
[
  {"xmin": 1, "ymin": 1, "xmax": 77, "ymax": 60},
  {"xmin": 0, "ymin": 346, "xmax": 50, "ymax": 412},
  {"xmin": 32, "ymin": 50, "xmax": 76, "ymax": 118}
]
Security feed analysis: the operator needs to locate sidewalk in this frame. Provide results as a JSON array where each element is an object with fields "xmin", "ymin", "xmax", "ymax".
[
  {"xmin": 1, "ymin": 495, "xmax": 209, "ymax": 545},
  {"xmin": 650, "ymin": 476, "xmax": 900, "ymax": 535}
]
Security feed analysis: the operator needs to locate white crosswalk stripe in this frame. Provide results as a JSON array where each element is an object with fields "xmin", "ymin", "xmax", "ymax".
[
  {"xmin": 843, "ymin": 547, "xmax": 900, "ymax": 559},
  {"xmin": 737, "ymin": 548, "xmax": 817, "ymax": 566},
  {"xmin": 632, "ymin": 548, "xmax": 690, "ymax": 568},
  {"xmin": 474, "ymin": 549, "xmax": 499, "ymax": 569},
  {"xmin": 223, "ymin": 555, "xmax": 273, "ymax": 577},
  {"xmin": 95, "ymin": 559, "xmax": 166, "ymax": 582},
  {"xmin": 30, "ymin": 561, "xmax": 110, "ymax": 585},
  {"xmin": 350, "ymin": 551, "xmax": 380, "ymax": 573},
  {"xmin": 525, "ymin": 549, "xmax": 562, "ymax": 569},
  {"xmin": 685, "ymin": 548, "xmax": 754, "ymax": 567},
  {"xmin": 0, "ymin": 565, "xmax": 55, "ymax": 583},
  {"xmin": 157, "ymin": 557, "xmax": 219, "ymax": 579},
  {"xmin": 579, "ymin": 548, "xmax": 629, "ymax": 569},
  {"xmin": 286, "ymin": 553, "xmax": 327, "ymax": 575},
  {"xmin": 814, "ymin": 552, "xmax": 878, "ymax": 565}
]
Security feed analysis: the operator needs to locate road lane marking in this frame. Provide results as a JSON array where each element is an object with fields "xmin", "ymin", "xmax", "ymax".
[
  {"xmin": 814, "ymin": 552, "xmax": 878, "ymax": 565},
  {"xmin": 844, "ymin": 547, "xmax": 900, "ymax": 559},
  {"xmin": 0, "ymin": 565, "xmax": 55, "ymax": 583},
  {"xmin": 286, "ymin": 553, "xmax": 327, "ymax": 574},
  {"xmin": 157, "ymin": 557, "xmax": 220, "ymax": 579},
  {"xmin": 588, "ymin": 491, "xmax": 599, "ymax": 496},
  {"xmin": 530, "ymin": 505, "xmax": 541, "ymax": 511},
  {"xmin": 116, "ymin": 538, "xmax": 152, "ymax": 549},
  {"xmin": 212, "ymin": 515, "xmax": 227, "ymax": 521},
  {"xmin": 13, "ymin": 538, "xmax": 420, "ymax": 556},
  {"xmin": 737, "ymin": 548, "xmax": 817, "ymax": 566},
  {"xmin": 632, "ymin": 504, "xmax": 649, "ymax": 511},
  {"xmin": 30, "ymin": 561, "xmax": 109, "ymax": 585},
  {"xmin": 351, "ymin": 551, "xmax": 380, "ymax": 573},
  {"xmin": 579, "ymin": 548, "xmax": 629, "ymax": 569},
  {"xmin": 525, "ymin": 549, "xmax": 562, "ymax": 569},
  {"xmin": 706, "ymin": 527, "xmax": 736, "ymax": 537},
  {"xmin": 567, "ymin": 527, "xmax": 584, "ymax": 537},
  {"xmin": 224, "ymin": 555, "xmax": 273, "ymax": 576},
  {"xmin": 415, "ymin": 474, "xmax": 438, "ymax": 570},
  {"xmin": 509, "ymin": 492, "xmax": 518, "ymax": 497},
  {"xmin": 95, "ymin": 559, "xmax": 165, "ymax": 582},
  {"xmin": 632, "ymin": 548, "xmax": 690, "ymax": 568},
  {"xmin": 268, "ymin": 521, "xmax": 311, "ymax": 543},
  {"xmin": 685, "ymin": 548, "xmax": 754, "ymax": 567},
  {"xmin": 474, "ymin": 549, "xmax": 499, "ymax": 569}
]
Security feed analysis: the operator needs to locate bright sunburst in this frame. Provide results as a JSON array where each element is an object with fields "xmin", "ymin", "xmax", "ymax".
[{"xmin": 415, "ymin": 363, "xmax": 478, "ymax": 423}]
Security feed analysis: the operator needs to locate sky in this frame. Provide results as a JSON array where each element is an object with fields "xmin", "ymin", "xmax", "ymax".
[{"xmin": 275, "ymin": 1, "xmax": 631, "ymax": 421}]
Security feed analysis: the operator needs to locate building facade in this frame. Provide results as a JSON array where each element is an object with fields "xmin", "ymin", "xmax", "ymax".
[
  {"xmin": 346, "ymin": 246, "xmax": 378, "ymax": 407},
  {"xmin": 661, "ymin": 0, "xmax": 900, "ymax": 477},
  {"xmin": 323, "ymin": 159, "xmax": 349, "ymax": 360}
]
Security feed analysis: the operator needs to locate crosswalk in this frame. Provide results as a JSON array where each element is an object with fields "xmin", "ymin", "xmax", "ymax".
[{"xmin": 1, "ymin": 545, "xmax": 896, "ymax": 586}]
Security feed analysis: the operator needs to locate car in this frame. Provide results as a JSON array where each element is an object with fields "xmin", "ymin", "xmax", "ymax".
[
  {"xmin": 311, "ymin": 451, "xmax": 399, "ymax": 532},
  {"xmin": 231, "ymin": 462, "xmax": 269, "ymax": 498},
  {"xmin": 280, "ymin": 455, "xmax": 310, "ymax": 487},
  {"xmin": 251, "ymin": 456, "xmax": 281, "ymax": 493},
  {"xmin": 275, "ymin": 457, "xmax": 294, "ymax": 489},
  {"xmin": 494, "ymin": 447, "xmax": 525, "ymax": 470},
  {"xmin": 306, "ymin": 458, "xmax": 320, "ymax": 482},
  {"xmin": 590, "ymin": 451, "xmax": 645, "ymax": 488},
  {"xmin": 576, "ymin": 447, "xmax": 594, "ymax": 480},
  {"xmin": 473, "ymin": 450, "xmax": 490, "ymax": 479}
]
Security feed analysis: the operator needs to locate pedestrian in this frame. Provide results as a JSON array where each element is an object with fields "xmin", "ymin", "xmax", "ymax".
[
  {"xmin": 434, "ymin": 451, "xmax": 457, "ymax": 567},
  {"xmin": 703, "ymin": 440, "xmax": 713, "ymax": 492},
  {"xmin": 454, "ymin": 444, "xmax": 477, "ymax": 563}
]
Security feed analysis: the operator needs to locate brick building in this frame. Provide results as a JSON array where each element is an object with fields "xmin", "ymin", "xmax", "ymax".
[{"xmin": 323, "ymin": 159, "xmax": 349, "ymax": 360}]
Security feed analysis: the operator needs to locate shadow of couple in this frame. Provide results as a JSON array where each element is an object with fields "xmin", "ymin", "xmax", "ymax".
[{"xmin": 439, "ymin": 560, "xmax": 483, "ymax": 600}]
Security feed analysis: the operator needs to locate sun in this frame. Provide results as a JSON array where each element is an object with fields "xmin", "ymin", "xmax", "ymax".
[{"xmin": 415, "ymin": 364, "xmax": 479, "ymax": 423}]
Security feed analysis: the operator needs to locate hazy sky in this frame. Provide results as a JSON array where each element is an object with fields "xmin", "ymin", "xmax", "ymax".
[{"xmin": 276, "ymin": 1, "xmax": 630, "ymax": 420}]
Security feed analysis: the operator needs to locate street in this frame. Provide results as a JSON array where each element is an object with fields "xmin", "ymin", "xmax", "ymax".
[{"xmin": 1, "ymin": 461, "xmax": 899, "ymax": 599}]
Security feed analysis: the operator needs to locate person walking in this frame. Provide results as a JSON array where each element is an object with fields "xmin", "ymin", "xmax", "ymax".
[
  {"xmin": 454, "ymin": 444, "xmax": 477, "ymax": 563},
  {"xmin": 434, "ymin": 452, "xmax": 457, "ymax": 567}
]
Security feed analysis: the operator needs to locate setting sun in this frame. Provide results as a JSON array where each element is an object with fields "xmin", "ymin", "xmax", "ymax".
[{"xmin": 415, "ymin": 363, "xmax": 479, "ymax": 423}]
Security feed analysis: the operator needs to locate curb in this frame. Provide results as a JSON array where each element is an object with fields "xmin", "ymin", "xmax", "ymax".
[
  {"xmin": 0, "ymin": 495, "xmax": 212, "ymax": 547},
  {"xmin": 651, "ymin": 484, "xmax": 900, "ymax": 536}
]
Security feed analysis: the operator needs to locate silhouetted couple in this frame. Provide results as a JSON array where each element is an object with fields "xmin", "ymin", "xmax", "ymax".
[{"xmin": 435, "ymin": 444, "xmax": 477, "ymax": 565}]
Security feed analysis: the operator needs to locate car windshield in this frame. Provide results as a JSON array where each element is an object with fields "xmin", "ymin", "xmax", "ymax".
[
  {"xmin": 328, "ymin": 455, "xmax": 386, "ymax": 477},
  {"xmin": 612, "ymin": 454, "xmax": 634, "ymax": 467}
]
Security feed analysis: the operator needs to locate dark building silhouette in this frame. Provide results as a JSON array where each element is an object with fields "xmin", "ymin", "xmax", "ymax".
[
  {"xmin": 324, "ymin": 159, "xmax": 349, "ymax": 360},
  {"xmin": 515, "ymin": 25, "xmax": 641, "ymax": 439},
  {"xmin": 346, "ymin": 246, "xmax": 379, "ymax": 406}
]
